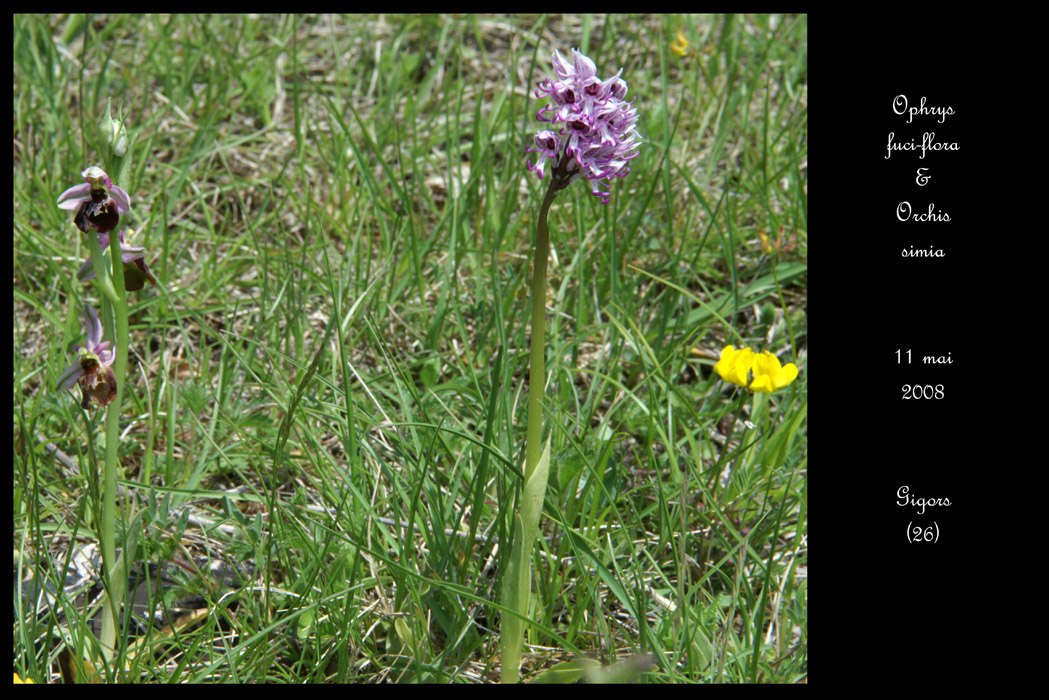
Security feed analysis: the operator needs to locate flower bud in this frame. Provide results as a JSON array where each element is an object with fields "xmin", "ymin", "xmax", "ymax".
[{"xmin": 99, "ymin": 98, "xmax": 128, "ymax": 157}]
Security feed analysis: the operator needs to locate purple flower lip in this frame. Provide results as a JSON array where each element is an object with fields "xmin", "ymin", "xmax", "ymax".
[
  {"xmin": 527, "ymin": 48, "xmax": 641, "ymax": 203},
  {"xmin": 57, "ymin": 166, "xmax": 131, "ymax": 233}
]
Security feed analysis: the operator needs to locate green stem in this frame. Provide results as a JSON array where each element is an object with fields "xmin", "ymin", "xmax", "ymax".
[
  {"xmin": 525, "ymin": 181, "xmax": 558, "ymax": 480},
  {"xmin": 99, "ymin": 229, "xmax": 129, "ymax": 660},
  {"xmin": 502, "ymin": 156, "xmax": 570, "ymax": 683}
]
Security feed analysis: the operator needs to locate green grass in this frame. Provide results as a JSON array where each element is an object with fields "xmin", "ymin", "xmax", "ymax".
[{"xmin": 13, "ymin": 13, "xmax": 807, "ymax": 683}]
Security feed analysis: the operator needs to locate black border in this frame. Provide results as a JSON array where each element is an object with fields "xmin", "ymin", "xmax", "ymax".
[{"xmin": 818, "ymin": 15, "xmax": 1003, "ymax": 678}]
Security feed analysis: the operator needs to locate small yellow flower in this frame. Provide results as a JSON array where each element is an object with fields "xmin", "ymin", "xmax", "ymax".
[
  {"xmin": 757, "ymin": 226, "xmax": 800, "ymax": 255},
  {"xmin": 715, "ymin": 345, "xmax": 755, "ymax": 387},
  {"xmin": 758, "ymin": 228, "xmax": 772, "ymax": 253},
  {"xmin": 14, "ymin": 672, "xmax": 34, "ymax": 683},
  {"xmin": 670, "ymin": 30, "xmax": 690, "ymax": 57},
  {"xmin": 749, "ymin": 351, "xmax": 799, "ymax": 393}
]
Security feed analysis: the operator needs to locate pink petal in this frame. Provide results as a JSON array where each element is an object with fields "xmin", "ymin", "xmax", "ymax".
[
  {"xmin": 551, "ymin": 50, "xmax": 573, "ymax": 78},
  {"xmin": 77, "ymin": 257, "xmax": 94, "ymax": 281},
  {"xmin": 80, "ymin": 166, "xmax": 112, "ymax": 188},
  {"xmin": 56, "ymin": 363, "xmax": 85, "ymax": 391},
  {"xmin": 57, "ymin": 183, "xmax": 91, "ymax": 208},
  {"xmin": 572, "ymin": 49, "xmax": 597, "ymax": 81},
  {"xmin": 109, "ymin": 185, "xmax": 131, "ymax": 212}
]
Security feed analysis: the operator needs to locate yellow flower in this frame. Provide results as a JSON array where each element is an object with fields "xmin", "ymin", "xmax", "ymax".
[
  {"xmin": 14, "ymin": 673, "xmax": 34, "ymax": 683},
  {"xmin": 749, "ymin": 351, "xmax": 798, "ymax": 392},
  {"xmin": 715, "ymin": 345, "xmax": 755, "ymax": 387},
  {"xmin": 670, "ymin": 30, "xmax": 690, "ymax": 57},
  {"xmin": 758, "ymin": 228, "xmax": 772, "ymax": 253}
]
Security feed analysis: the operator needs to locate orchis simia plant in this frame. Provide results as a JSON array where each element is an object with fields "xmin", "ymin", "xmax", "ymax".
[
  {"xmin": 54, "ymin": 104, "xmax": 151, "ymax": 665},
  {"xmin": 500, "ymin": 48, "xmax": 641, "ymax": 683}
]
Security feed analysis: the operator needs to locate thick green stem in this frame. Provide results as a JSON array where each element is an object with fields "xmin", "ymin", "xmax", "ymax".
[
  {"xmin": 99, "ymin": 229, "xmax": 129, "ymax": 659},
  {"xmin": 501, "ymin": 158, "xmax": 568, "ymax": 683},
  {"xmin": 525, "ymin": 184, "xmax": 558, "ymax": 480}
]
